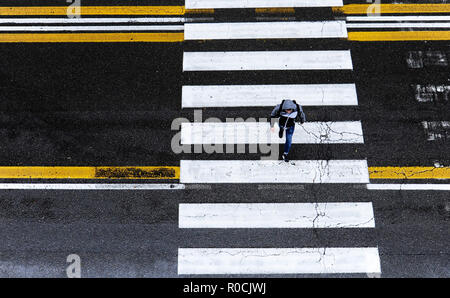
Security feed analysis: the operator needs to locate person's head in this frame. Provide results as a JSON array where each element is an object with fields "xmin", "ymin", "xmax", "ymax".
[{"xmin": 284, "ymin": 109, "xmax": 293, "ymax": 114}]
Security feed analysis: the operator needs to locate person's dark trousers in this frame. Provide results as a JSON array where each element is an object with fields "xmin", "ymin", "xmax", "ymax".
[{"xmin": 282, "ymin": 125, "xmax": 295, "ymax": 155}]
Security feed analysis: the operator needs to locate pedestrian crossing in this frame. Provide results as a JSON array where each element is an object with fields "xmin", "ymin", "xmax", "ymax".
[{"xmin": 178, "ymin": 3, "xmax": 381, "ymax": 276}]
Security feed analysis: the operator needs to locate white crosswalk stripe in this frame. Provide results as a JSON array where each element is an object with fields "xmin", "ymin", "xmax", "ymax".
[
  {"xmin": 178, "ymin": 248, "xmax": 381, "ymax": 275},
  {"xmin": 180, "ymin": 160, "xmax": 370, "ymax": 184},
  {"xmin": 179, "ymin": 203, "xmax": 375, "ymax": 228},
  {"xmin": 181, "ymin": 121, "xmax": 364, "ymax": 144},
  {"xmin": 182, "ymin": 84, "xmax": 358, "ymax": 108},
  {"xmin": 185, "ymin": 0, "xmax": 344, "ymax": 9},
  {"xmin": 184, "ymin": 21, "xmax": 348, "ymax": 40},
  {"xmin": 183, "ymin": 50, "xmax": 354, "ymax": 71}
]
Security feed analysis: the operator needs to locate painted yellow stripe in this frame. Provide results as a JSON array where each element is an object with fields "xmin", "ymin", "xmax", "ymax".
[
  {"xmin": 255, "ymin": 8, "xmax": 295, "ymax": 14},
  {"xmin": 0, "ymin": 33, "xmax": 184, "ymax": 43},
  {"xmin": 0, "ymin": 6, "xmax": 185, "ymax": 16},
  {"xmin": 334, "ymin": 4, "xmax": 450, "ymax": 14},
  {"xmin": 0, "ymin": 166, "xmax": 180, "ymax": 179},
  {"xmin": 369, "ymin": 167, "xmax": 450, "ymax": 180},
  {"xmin": 185, "ymin": 9, "xmax": 214, "ymax": 14},
  {"xmin": 348, "ymin": 31, "xmax": 450, "ymax": 41}
]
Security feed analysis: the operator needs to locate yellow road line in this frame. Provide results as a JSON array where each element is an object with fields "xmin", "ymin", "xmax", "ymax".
[
  {"xmin": 0, "ymin": 166, "xmax": 180, "ymax": 179},
  {"xmin": 255, "ymin": 8, "xmax": 295, "ymax": 14},
  {"xmin": 0, "ymin": 33, "xmax": 184, "ymax": 43},
  {"xmin": 185, "ymin": 9, "xmax": 214, "ymax": 14},
  {"xmin": 348, "ymin": 31, "xmax": 450, "ymax": 41},
  {"xmin": 334, "ymin": 4, "xmax": 450, "ymax": 14},
  {"xmin": 369, "ymin": 167, "xmax": 450, "ymax": 180},
  {"xmin": 0, "ymin": 6, "xmax": 185, "ymax": 16}
]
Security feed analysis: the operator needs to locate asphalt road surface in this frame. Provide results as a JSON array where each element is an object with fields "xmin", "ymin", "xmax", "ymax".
[{"xmin": 0, "ymin": 0, "xmax": 448, "ymax": 278}]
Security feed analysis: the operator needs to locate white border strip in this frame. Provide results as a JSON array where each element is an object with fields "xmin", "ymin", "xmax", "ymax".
[
  {"xmin": 183, "ymin": 51, "xmax": 353, "ymax": 71},
  {"xmin": 180, "ymin": 160, "xmax": 370, "ymax": 184},
  {"xmin": 181, "ymin": 122, "xmax": 364, "ymax": 144},
  {"xmin": 185, "ymin": 21, "xmax": 347, "ymax": 40},
  {"xmin": 0, "ymin": 17, "xmax": 186, "ymax": 24},
  {"xmin": 182, "ymin": 84, "xmax": 358, "ymax": 107},
  {"xmin": 186, "ymin": 0, "xmax": 344, "ymax": 9},
  {"xmin": 348, "ymin": 16, "xmax": 450, "ymax": 22},
  {"xmin": 178, "ymin": 247, "xmax": 381, "ymax": 275},
  {"xmin": 0, "ymin": 25, "xmax": 184, "ymax": 31},
  {"xmin": 0, "ymin": 183, "xmax": 185, "ymax": 190},
  {"xmin": 347, "ymin": 23, "xmax": 450, "ymax": 29},
  {"xmin": 367, "ymin": 184, "xmax": 450, "ymax": 191},
  {"xmin": 179, "ymin": 203, "xmax": 375, "ymax": 228}
]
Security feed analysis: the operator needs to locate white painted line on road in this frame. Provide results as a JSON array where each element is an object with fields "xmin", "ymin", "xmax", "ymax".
[
  {"xmin": 0, "ymin": 17, "xmax": 186, "ymax": 23},
  {"xmin": 180, "ymin": 160, "xmax": 370, "ymax": 184},
  {"xmin": 182, "ymin": 84, "xmax": 358, "ymax": 107},
  {"xmin": 179, "ymin": 203, "xmax": 375, "ymax": 228},
  {"xmin": 0, "ymin": 183, "xmax": 185, "ymax": 190},
  {"xmin": 183, "ymin": 51, "xmax": 354, "ymax": 71},
  {"xmin": 367, "ymin": 184, "xmax": 450, "ymax": 191},
  {"xmin": 184, "ymin": 21, "xmax": 347, "ymax": 40},
  {"xmin": 347, "ymin": 23, "xmax": 450, "ymax": 29},
  {"xmin": 181, "ymin": 121, "xmax": 364, "ymax": 144},
  {"xmin": 348, "ymin": 16, "xmax": 450, "ymax": 22},
  {"xmin": 186, "ymin": 0, "xmax": 343, "ymax": 9},
  {"xmin": 178, "ymin": 247, "xmax": 381, "ymax": 275},
  {"xmin": 0, "ymin": 25, "xmax": 185, "ymax": 31}
]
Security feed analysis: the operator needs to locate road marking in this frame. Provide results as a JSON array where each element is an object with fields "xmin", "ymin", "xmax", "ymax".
[
  {"xmin": 185, "ymin": 0, "xmax": 343, "ymax": 9},
  {"xmin": 0, "ymin": 183, "xmax": 184, "ymax": 190},
  {"xmin": 369, "ymin": 167, "xmax": 450, "ymax": 180},
  {"xmin": 367, "ymin": 184, "xmax": 450, "ymax": 191},
  {"xmin": 183, "ymin": 50, "xmax": 353, "ymax": 71},
  {"xmin": 184, "ymin": 21, "xmax": 347, "ymax": 40},
  {"xmin": 182, "ymin": 84, "xmax": 358, "ymax": 108},
  {"xmin": 179, "ymin": 203, "xmax": 375, "ymax": 228},
  {"xmin": 0, "ymin": 17, "xmax": 186, "ymax": 23},
  {"xmin": 255, "ymin": 8, "xmax": 296, "ymax": 14},
  {"xmin": 0, "ymin": 33, "xmax": 184, "ymax": 42},
  {"xmin": 347, "ymin": 23, "xmax": 450, "ymax": 29},
  {"xmin": 181, "ymin": 121, "xmax": 364, "ymax": 144},
  {"xmin": 422, "ymin": 121, "xmax": 450, "ymax": 141},
  {"xmin": 180, "ymin": 160, "xmax": 369, "ymax": 184},
  {"xmin": 0, "ymin": 166, "xmax": 180, "ymax": 179},
  {"xmin": 334, "ymin": 4, "xmax": 450, "ymax": 14},
  {"xmin": 178, "ymin": 247, "xmax": 381, "ymax": 275},
  {"xmin": 348, "ymin": 31, "xmax": 450, "ymax": 41},
  {"xmin": 0, "ymin": 25, "xmax": 184, "ymax": 31},
  {"xmin": 347, "ymin": 16, "xmax": 450, "ymax": 22},
  {"xmin": 0, "ymin": 6, "xmax": 185, "ymax": 16}
]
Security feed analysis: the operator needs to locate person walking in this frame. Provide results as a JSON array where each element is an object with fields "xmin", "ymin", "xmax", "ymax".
[{"xmin": 270, "ymin": 99, "xmax": 306, "ymax": 162}]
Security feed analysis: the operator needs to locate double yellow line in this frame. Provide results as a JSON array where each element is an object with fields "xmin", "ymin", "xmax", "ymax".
[
  {"xmin": 337, "ymin": 4, "xmax": 450, "ymax": 41},
  {"xmin": 0, "ymin": 6, "xmax": 187, "ymax": 42}
]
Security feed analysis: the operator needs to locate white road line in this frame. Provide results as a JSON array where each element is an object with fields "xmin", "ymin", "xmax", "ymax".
[
  {"xmin": 184, "ymin": 21, "xmax": 347, "ymax": 40},
  {"xmin": 0, "ymin": 184, "xmax": 185, "ymax": 190},
  {"xmin": 347, "ymin": 23, "xmax": 450, "ymax": 29},
  {"xmin": 180, "ymin": 160, "xmax": 370, "ymax": 184},
  {"xmin": 178, "ymin": 247, "xmax": 381, "ymax": 275},
  {"xmin": 0, "ymin": 17, "xmax": 186, "ymax": 23},
  {"xmin": 183, "ymin": 51, "xmax": 353, "ymax": 71},
  {"xmin": 182, "ymin": 84, "xmax": 358, "ymax": 108},
  {"xmin": 186, "ymin": 0, "xmax": 343, "ymax": 9},
  {"xmin": 348, "ymin": 16, "xmax": 450, "ymax": 22},
  {"xmin": 367, "ymin": 184, "xmax": 450, "ymax": 191},
  {"xmin": 181, "ymin": 121, "xmax": 364, "ymax": 144},
  {"xmin": 179, "ymin": 203, "xmax": 375, "ymax": 228},
  {"xmin": 0, "ymin": 25, "xmax": 184, "ymax": 31}
]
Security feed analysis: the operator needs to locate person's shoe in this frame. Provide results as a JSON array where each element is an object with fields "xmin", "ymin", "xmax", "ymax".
[
  {"xmin": 278, "ymin": 128, "xmax": 284, "ymax": 139},
  {"xmin": 282, "ymin": 153, "xmax": 289, "ymax": 162}
]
